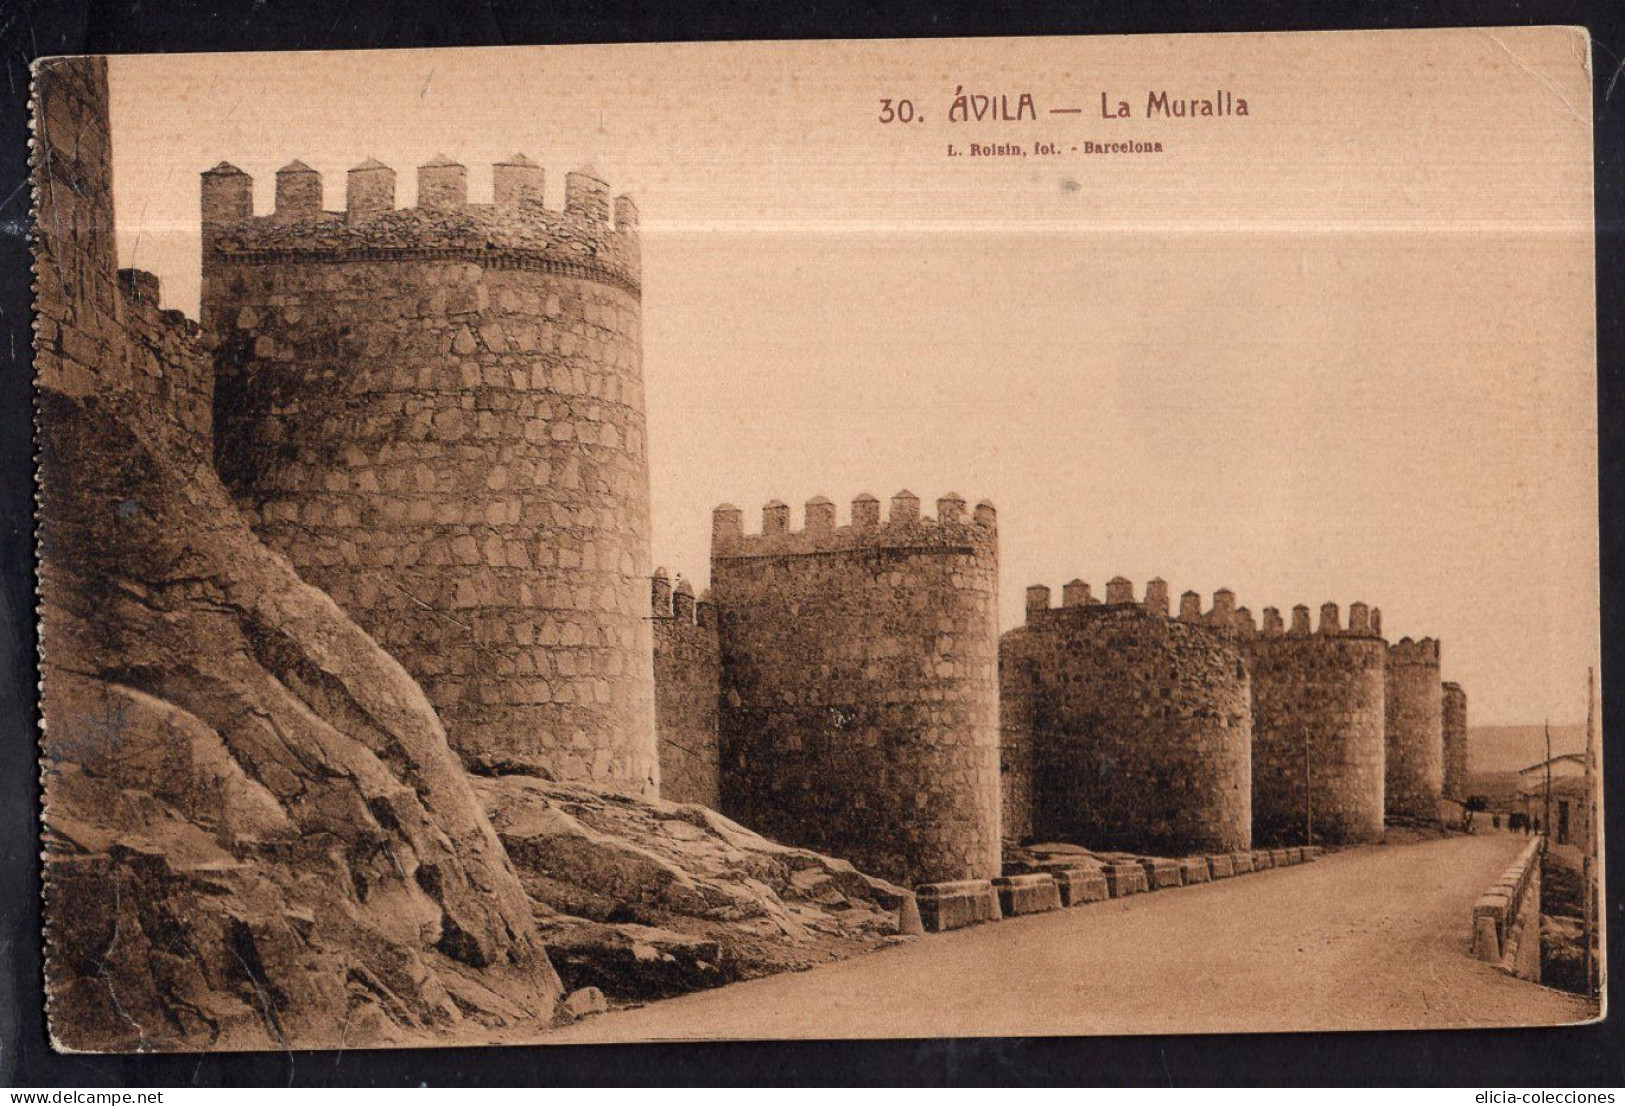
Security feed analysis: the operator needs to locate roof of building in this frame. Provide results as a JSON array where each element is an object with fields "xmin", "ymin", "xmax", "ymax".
[{"xmin": 1516, "ymin": 752, "xmax": 1586, "ymax": 776}]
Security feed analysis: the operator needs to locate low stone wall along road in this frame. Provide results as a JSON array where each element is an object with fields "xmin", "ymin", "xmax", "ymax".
[{"xmin": 546, "ymin": 834, "xmax": 1594, "ymax": 1042}]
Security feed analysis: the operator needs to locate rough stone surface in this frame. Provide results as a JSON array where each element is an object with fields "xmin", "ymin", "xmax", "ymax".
[
  {"xmin": 1386, "ymin": 639, "xmax": 1445, "ymax": 822},
  {"xmin": 1442, "ymin": 681, "xmax": 1469, "ymax": 802},
  {"xmin": 1052, "ymin": 867, "xmax": 1110, "ymax": 905},
  {"xmin": 1001, "ymin": 582, "xmax": 1253, "ymax": 855},
  {"xmin": 999, "ymin": 694, "xmax": 1035, "ymax": 846},
  {"xmin": 650, "ymin": 571, "xmax": 721, "ymax": 807},
  {"xmin": 559, "ymin": 987, "xmax": 607, "ymax": 1020},
  {"xmin": 35, "ymin": 59, "xmax": 560, "ymax": 1052},
  {"xmin": 993, "ymin": 874, "xmax": 1061, "ymax": 916},
  {"xmin": 916, "ymin": 880, "xmax": 1002, "ymax": 932},
  {"xmin": 1137, "ymin": 857, "xmax": 1186, "ymax": 890},
  {"xmin": 204, "ymin": 157, "xmax": 657, "ymax": 793},
  {"xmin": 1245, "ymin": 605, "xmax": 1388, "ymax": 845},
  {"xmin": 711, "ymin": 494, "xmax": 1001, "ymax": 886},
  {"xmin": 1102, "ymin": 863, "xmax": 1149, "ymax": 897},
  {"xmin": 478, "ymin": 775, "xmax": 919, "ymax": 1001}
]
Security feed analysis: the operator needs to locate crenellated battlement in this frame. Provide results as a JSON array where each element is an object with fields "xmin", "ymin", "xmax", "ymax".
[
  {"xmin": 1243, "ymin": 600, "xmax": 1384, "ymax": 641},
  {"xmin": 116, "ymin": 267, "xmax": 204, "ymax": 342},
  {"xmin": 650, "ymin": 568, "xmax": 721, "ymax": 808},
  {"xmin": 1022, "ymin": 580, "xmax": 1395, "ymax": 648},
  {"xmin": 650, "ymin": 567, "xmax": 714, "ymax": 629},
  {"xmin": 1388, "ymin": 636, "xmax": 1441, "ymax": 666},
  {"xmin": 1024, "ymin": 576, "xmax": 1242, "ymax": 634},
  {"xmin": 106, "ymin": 267, "xmax": 214, "ymax": 448},
  {"xmin": 200, "ymin": 156, "xmax": 640, "ymax": 295},
  {"xmin": 711, "ymin": 491, "xmax": 997, "ymax": 560}
]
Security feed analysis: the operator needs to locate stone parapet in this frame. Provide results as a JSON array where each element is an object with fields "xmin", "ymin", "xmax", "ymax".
[
  {"xmin": 712, "ymin": 492, "xmax": 996, "ymax": 561},
  {"xmin": 917, "ymin": 880, "xmax": 1002, "ymax": 932},
  {"xmin": 1052, "ymin": 867, "xmax": 1110, "ymax": 906},
  {"xmin": 1139, "ymin": 857, "xmax": 1186, "ymax": 890},
  {"xmin": 993, "ymin": 873, "xmax": 1062, "ymax": 916},
  {"xmin": 202, "ymin": 157, "xmax": 639, "ymax": 295},
  {"xmin": 1102, "ymin": 862, "xmax": 1149, "ymax": 897},
  {"xmin": 1472, "ymin": 838, "xmax": 1542, "ymax": 979}
]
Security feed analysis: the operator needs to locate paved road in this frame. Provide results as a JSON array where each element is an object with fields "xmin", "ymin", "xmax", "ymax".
[{"xmin": 546, "ymin": 834, "xmax": 1595, "ymax": 1042}]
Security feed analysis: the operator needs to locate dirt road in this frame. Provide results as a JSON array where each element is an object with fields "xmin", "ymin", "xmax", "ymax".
[{"xmin": 545, "ymin": 833, "xmax": 1596, "ymax": 1042}]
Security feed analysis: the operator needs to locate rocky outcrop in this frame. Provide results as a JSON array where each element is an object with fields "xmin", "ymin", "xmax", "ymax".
[
  {"xmin": 34, "ymin": 56, "xmax": 919, "ymax": 1052},
  {"xmin": 479, "ymin": 776, "xmax": 921, "ymax": 1003},
  {"xmin": 35, "ymin": 57, "xmax": 560, "ymax": 1052}
]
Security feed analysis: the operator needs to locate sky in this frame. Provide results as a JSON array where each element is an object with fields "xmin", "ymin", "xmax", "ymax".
[{"xmin": 104, "ymin": 27, "xmax": 1598, "ymax": 727}]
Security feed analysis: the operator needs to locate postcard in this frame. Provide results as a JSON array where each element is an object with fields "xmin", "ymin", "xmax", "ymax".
[{"xmin": 31, "ymin": 27, "xmax": 1601, "ymax": 1051}]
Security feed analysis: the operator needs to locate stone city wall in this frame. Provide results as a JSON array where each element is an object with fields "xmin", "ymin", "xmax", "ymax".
[
  {"xmin": 1386, "ymin": 637, "xmax": 1444, "ymax": 821},
  {"xmin": 650, "ymin": 569, "xmax": 721, "ymax": 808},
  {"xmin": 202, "ymin": 156, "xmax": 657, "ymax": 792},
  {"xmin": 998, "ymin": 648, "xmax": 1037, "ymax": 845},
  {"xmin": 710, "ymin": 492, "xmax": 1001, "ymax": 886},
  {"xmin": 1442, "ymin": 681, "xmax": 1469, "ymax": 802},
  {"xmin": 33, "ymin": 63, "xmax": 561, "ymax": 1048},
  {"xmin": 1242, "ymin": 601, "xmax": 1388, "ymax": 845},
  {"xmin": 1002, "ymin": 578, "xmax": 1253, "ymax": 856}
]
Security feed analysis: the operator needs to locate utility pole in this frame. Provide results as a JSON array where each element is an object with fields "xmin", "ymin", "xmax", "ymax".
[
  {"xmin": 1543, "ymin": 718, "xmax": 1553, "ymax": 854},
  {"xmin": 1583, "ymin": 667, "xmax": 1597, "ymax": 995},
  {"xmin": 1304, "ymin": 739, "xmax": 1313, "ymax": 847}
]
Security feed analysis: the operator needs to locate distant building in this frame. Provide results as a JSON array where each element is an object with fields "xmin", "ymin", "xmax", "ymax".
[{"xmin": 1516, "ymin": 754, "xmax": 1594, "ymax": 847}]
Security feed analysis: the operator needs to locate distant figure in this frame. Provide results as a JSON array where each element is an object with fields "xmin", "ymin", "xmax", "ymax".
[{"xmin": 1492, "ymin": 813, "xmax": 1501, "ymax": 830}]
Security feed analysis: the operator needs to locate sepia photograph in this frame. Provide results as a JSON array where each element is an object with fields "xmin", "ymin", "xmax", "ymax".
[{"xmin": 27, "ymin": 24, "xmax": 1604, "ymax": 1060}]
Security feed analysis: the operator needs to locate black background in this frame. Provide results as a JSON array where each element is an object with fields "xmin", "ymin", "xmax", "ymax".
[{"xmin": 1, "ymin": 0, "xmax": 1621, "ymax": 1087}]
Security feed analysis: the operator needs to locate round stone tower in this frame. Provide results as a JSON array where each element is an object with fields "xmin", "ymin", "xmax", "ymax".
[
  {"xmin": 1244, "ymin": 601, "xmax": 1388, "ymax": 845},
  {"xmin": 1001, "ymin": 578, "xmax": 1253, "ymax": 856},
  {"xmin": 1441, "ymin": 680, "xmax": 1469, "ymax": 802},
  {"xmin": 1385, "ymin": 637, "xmax": 1444, "ymax": 821},
  {"xmin": 710, "ymin": 492, "xmax": 1001, "ymax": 887},
  {"xmin": 201, "ymin": 156, "xmax": 657, "ymax": 793}
]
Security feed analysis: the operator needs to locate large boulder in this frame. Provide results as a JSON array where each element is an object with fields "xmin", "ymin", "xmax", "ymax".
[{"xmin": 479, "ymin": 776, "xmax": 920, "ymax": 1002}]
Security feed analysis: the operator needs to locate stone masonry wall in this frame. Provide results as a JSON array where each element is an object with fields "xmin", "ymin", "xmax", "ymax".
[
  {"xmin": 998, "ymin": 647, "xmax": 1037, "ymax": 845},
  {"xmin": 1386, "ymin": 637, "xmax": 1444, "ymax": 821},
  {"xmin": 1244, "ymin": 601, "xmax": 1388, "ymax": 845},
  {"xmin": 203, "ymin": 158, "xmax": 657, "ymax": 793},
  {"xmin": 1003, "ymin": 578, "xmax": 1253, "ymax": 855},
  {"xmin": 1442, "ymin": 681, "xmax": 1469, "ymax": 802},
  {"xmin": 711, "ymin": 492, "xmax": 1001, "ymax": 887},
  {"xmin": 651, "ymin": 569, "xmax": 721, "ymax": 808},
  {"xmin": 34, "ymin": 56, "xmax": 129, "ymax": 408}
]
